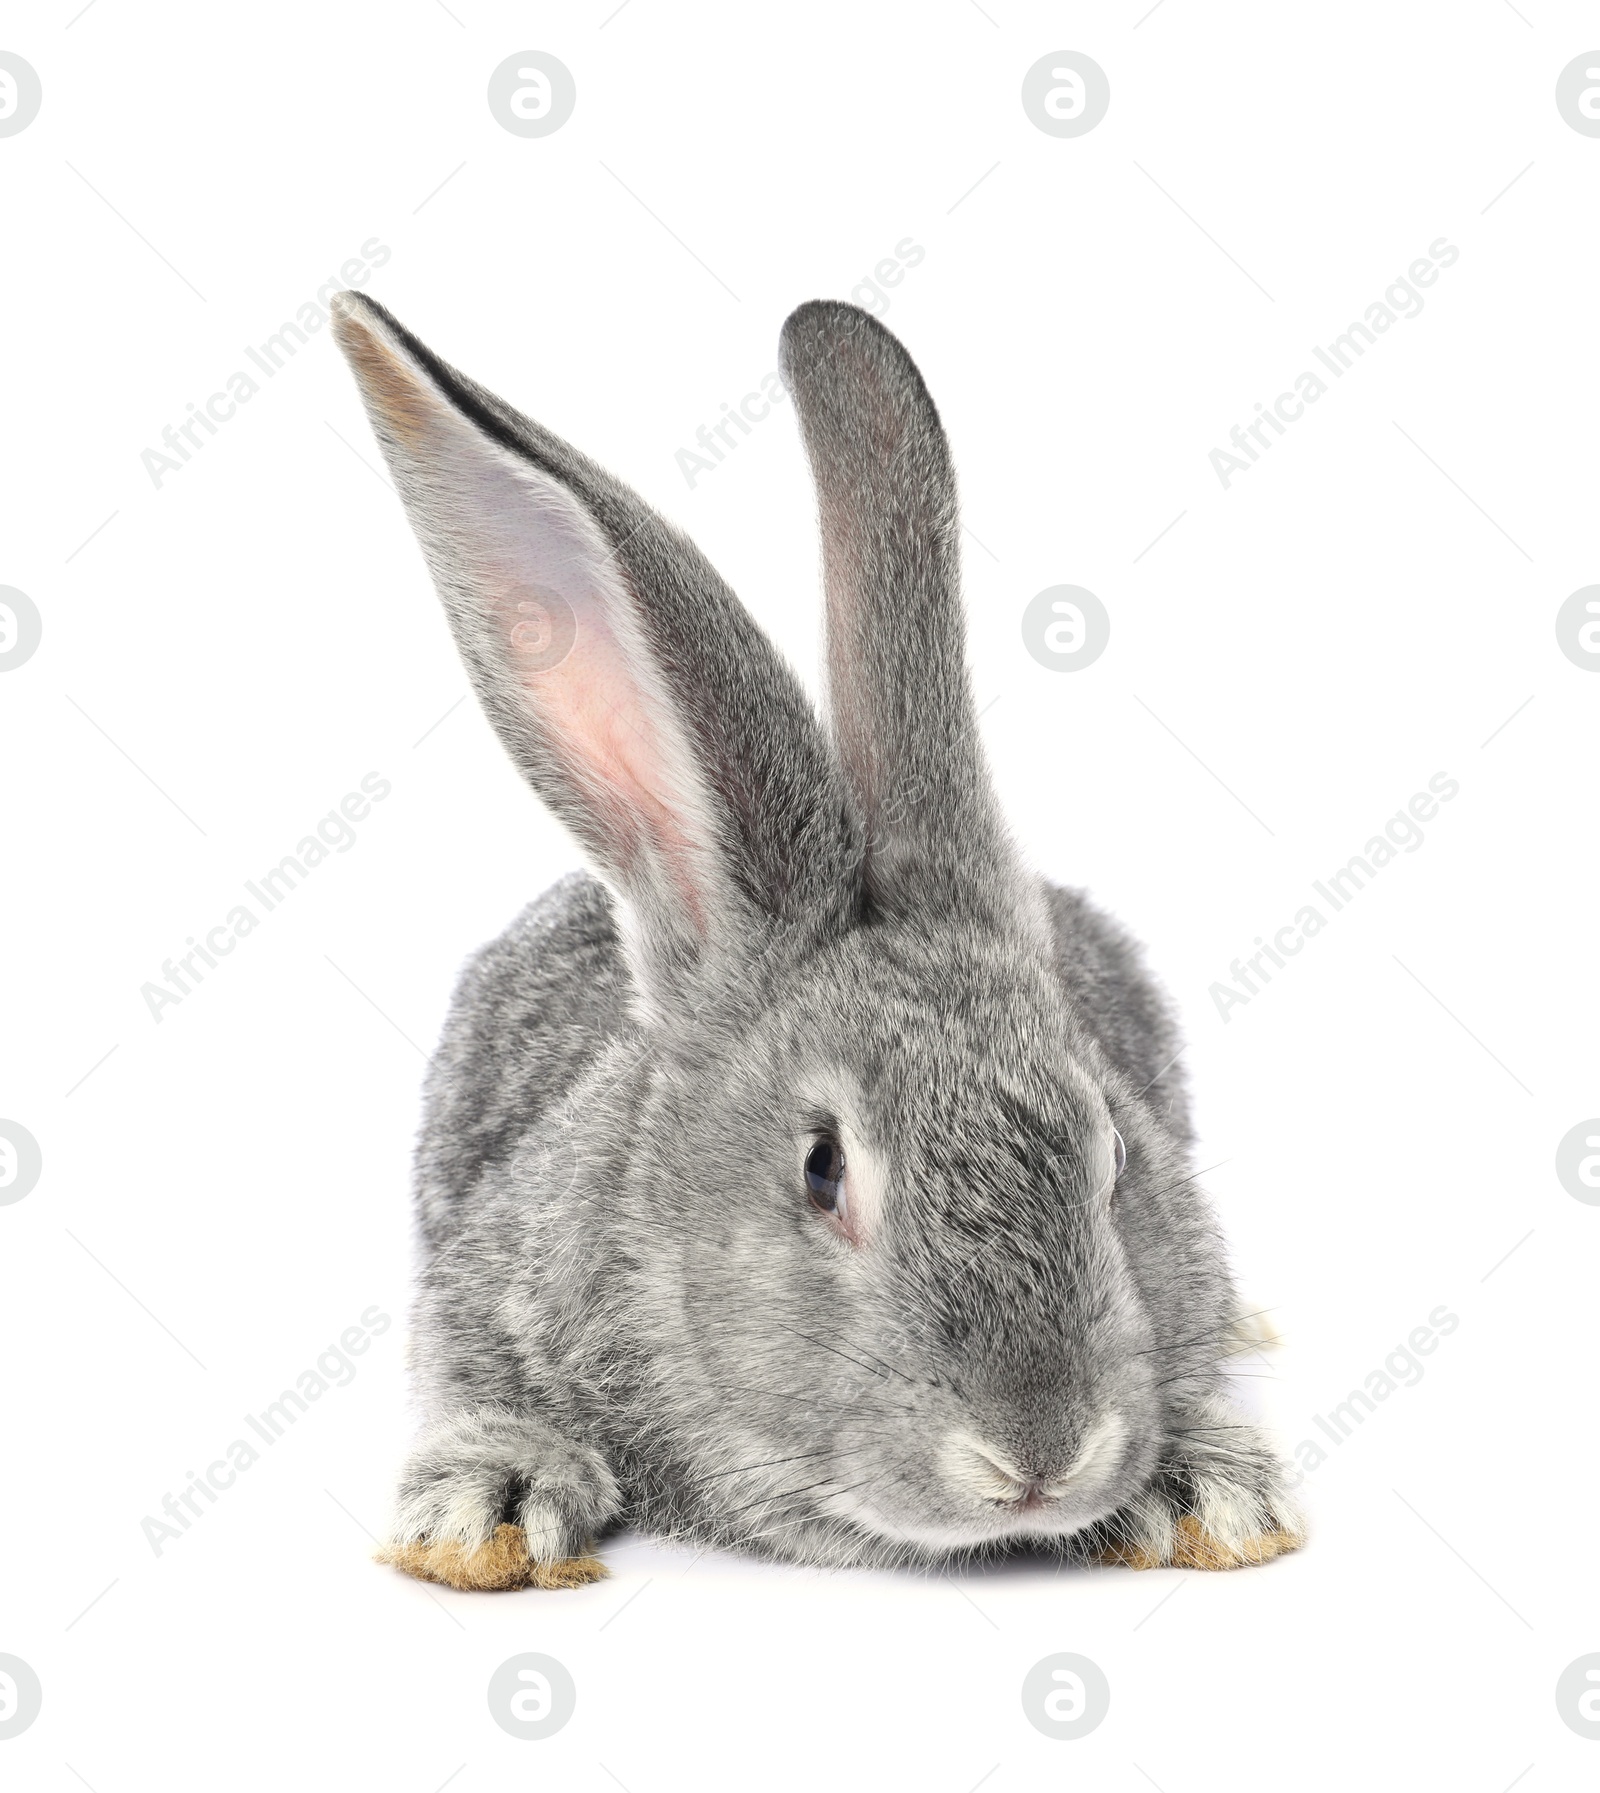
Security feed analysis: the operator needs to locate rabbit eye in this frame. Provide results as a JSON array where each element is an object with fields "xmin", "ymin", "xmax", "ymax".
[
  {"xmin": 1112, "ymin": 1128, "xmax": 1126, "ymax": 1177},
  {"xmin": 805, "ymin": 1136, "xmax": 847, "ymax": 1216}
]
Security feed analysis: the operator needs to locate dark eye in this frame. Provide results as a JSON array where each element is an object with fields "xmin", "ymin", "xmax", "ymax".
[
  {"xmin": 805, "ymin": 1136, "xmax": 847, "ymax": 1216},
  {"xmin": 1112, "ymin": 1127, "xmax": 1126, "ymax": 1177}
]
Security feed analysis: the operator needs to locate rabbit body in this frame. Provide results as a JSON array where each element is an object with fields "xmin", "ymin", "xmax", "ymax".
[{"xmin": 332, "ymin": 293, "xmax": 1303, "ymax": 1586}]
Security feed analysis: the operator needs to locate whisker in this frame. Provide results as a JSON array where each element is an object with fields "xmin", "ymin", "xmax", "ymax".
[
  {"xmin": 1133, "ymin": 1307, "xmax": 1282, "ymax": 1358},
  {"xmin": 705, "ymin": 1472, "xmax": 868, "ymax": 1524},
  {"xmin": 1169, "ymin": 1420, "xmax": 1269, "ymax": 1433},
  {"xmin": 771, "ymin": 1322, "xmax": 902, "ymax": 1386},
  {"xmin": 1150, "ymin": 1370, "xmax": 1214, "ymax": 1393},
  {"xmin": 706, "ymin": 1381, "xmax": 918, "ymax": 1416},
  {"xmin": 688, "ymin": 1445, "xmax": 870, "ymax": 1485},
  {"xmin": 833, "ymin": 1333, "xmax": 940, "ymax": 1391},
  {"xmin": 1139, "ymin": 1158, "xmax": 1230, "ymax": 1203},
  {"xmin": 729, "ymin": 1476, "xmax": 882, "ymax": 1549}
]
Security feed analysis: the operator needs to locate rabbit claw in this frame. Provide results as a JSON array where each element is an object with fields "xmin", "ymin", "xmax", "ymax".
[
  {"xmin": 1096, "ymin": 1511, "xmax": 1302, "ymax": 1571},
  {"xmin": 1087, "ymin": 1408, "xmax": 1306, "ymax": 1571},
  {"xmin": 379, "ymin": 1522, "xmax": 608, "ymax": 1591}
]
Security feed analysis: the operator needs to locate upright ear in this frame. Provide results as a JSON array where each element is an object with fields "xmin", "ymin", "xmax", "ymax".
[
  {"xmin": 331, "ymin": 292, "xmax": 850, "ymax": 994},
  {"xmin": 779, "ymin": 301, "xmax": 1028, "ymax": 928}
]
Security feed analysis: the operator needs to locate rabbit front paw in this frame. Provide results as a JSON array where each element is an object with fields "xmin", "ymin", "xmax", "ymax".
[
  {"xmin": 1090, "ymin": 1413, "xmax": 1306, "ymax": 1571},
  {"xmin": 1094, "ymin": 1507, "xmax": 1302, "ymax": 1571},
  {"xmin": 380, "ymin": 1524, "xmax": 608, "ymax": 1591},
  {"xmin": 376, "ymin": 1406, "xmax": 621, "ymax": 1592}
]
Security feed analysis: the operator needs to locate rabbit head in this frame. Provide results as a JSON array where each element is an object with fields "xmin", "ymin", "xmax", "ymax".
[{"xmin": 333, "ymin": 294, "xmax": 1222, "ymax": 1558}]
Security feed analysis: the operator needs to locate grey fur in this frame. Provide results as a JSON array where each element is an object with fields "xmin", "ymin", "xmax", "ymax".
[{"xmin": 332, "ymin": 293, "xmax": 1301, "ymax": 1572}]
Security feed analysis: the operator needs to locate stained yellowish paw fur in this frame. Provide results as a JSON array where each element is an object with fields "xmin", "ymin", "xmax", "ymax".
[
  {"xmin": 377, "ymin": 1523, "xmax": 608, "ymax": 1592},
  {"xmin": 1099, "ymin": 1514, "xmax": 1303, "ymax": 1572}
]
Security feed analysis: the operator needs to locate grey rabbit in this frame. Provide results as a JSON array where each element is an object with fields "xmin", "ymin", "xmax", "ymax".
[{"xmin": 330, "ymin": 290, "xmax": 1303, "ymax": 1590}]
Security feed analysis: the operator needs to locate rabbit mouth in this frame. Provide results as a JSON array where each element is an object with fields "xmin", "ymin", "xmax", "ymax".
[
  {"xmin": 820, "ymin": 1411, "xmax": 1136, "ymax": 1550},
  {"xmin": 938, "ymin": 1412, "xmax": 1131, "ymax": 1518}
]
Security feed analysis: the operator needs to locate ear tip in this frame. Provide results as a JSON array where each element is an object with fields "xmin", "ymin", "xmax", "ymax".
[
  {"xmin": 329, "ymin": 287, "xmax": 376, "ymax": 346},
  {"xmin": 779, "ymin": 298, "xmax": 898, "ymax": 378},
  {"xmin": 329, "ymin": 289, "xmax": 407, "ymax": 354},
  {"xmin": 782, "ymin": 296, "xmax": 877, "ymax": 331}
]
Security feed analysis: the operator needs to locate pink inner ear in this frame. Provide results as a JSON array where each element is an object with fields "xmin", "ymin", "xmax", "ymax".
[
  {"xmin": 342, "ymin": 307, "xmax": 721, "ymax": 941},
  {"xmin": 492, "ymin": 572, "xmax": 713, "ymax": 933}
]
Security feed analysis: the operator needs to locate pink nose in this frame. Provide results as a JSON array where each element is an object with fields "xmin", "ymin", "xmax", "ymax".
[
  {"xmin": 998, "ymin": 1477, "xmax": 1054, "ymax": 1511},
  {"xmin": 943, "ymin": 1412, "xmax": 1129, "ymax": 1509}
]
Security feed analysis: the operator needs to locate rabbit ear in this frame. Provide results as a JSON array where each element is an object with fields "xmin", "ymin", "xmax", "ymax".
[
  {"xmin": 332, "ymin": 293, "xmax": 850, "ymax": 992},
  {"xmin": 780, "ymin": 301, "xmax": 1025, "ymax": 926}
]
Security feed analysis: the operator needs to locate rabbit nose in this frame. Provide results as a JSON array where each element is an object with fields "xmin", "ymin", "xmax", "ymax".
[
  {"xmin": 1001, "ymin": 1475, "xmax": 1054, "ymax": 1512},
  {"xmin": 940, "ymin": 1436, "xmax": 1065, "ymax": 1506},
  {"xmin": 940, "ymin": 1411, "xmax": 1128, "ymax": 1507}
]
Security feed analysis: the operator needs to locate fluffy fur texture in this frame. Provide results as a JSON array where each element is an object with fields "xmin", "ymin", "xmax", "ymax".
[
  {"xmin": 331, "ymin": 292, "xmax": 1304, "ymax": 1589},
  {"xmin": 379, "ymin": 1525, "xmax": 608, "ymax": 1591}
]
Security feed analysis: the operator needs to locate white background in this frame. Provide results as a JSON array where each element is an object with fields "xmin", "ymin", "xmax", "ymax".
[{"xmin": 3, "ymin": 1, "xmax": 1595, "ymax": 1787}]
